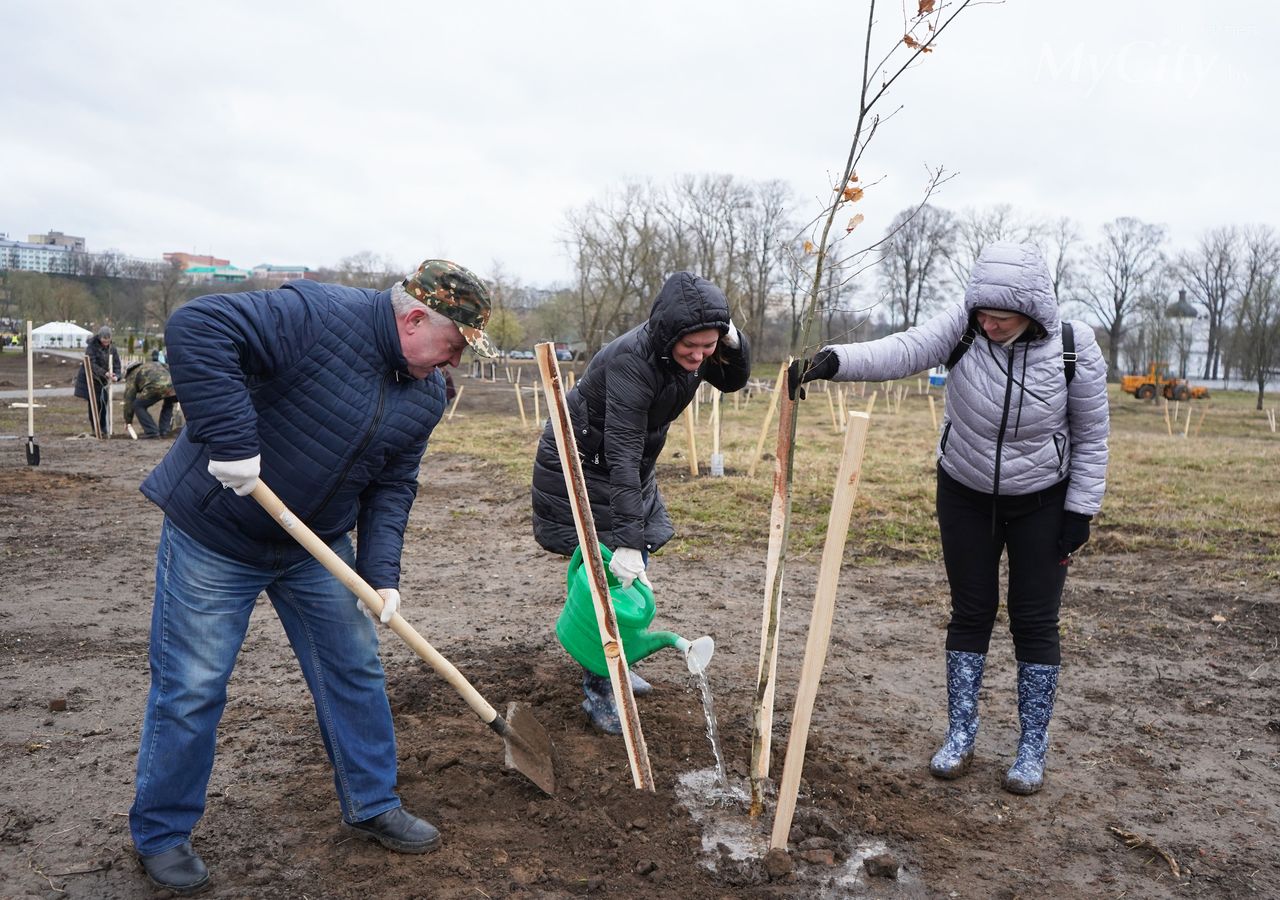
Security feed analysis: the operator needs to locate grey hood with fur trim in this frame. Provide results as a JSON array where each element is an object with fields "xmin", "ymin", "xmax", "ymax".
[{"xmin": 825, "ymin": 241, "xmax": 1109, "ymax": 515}]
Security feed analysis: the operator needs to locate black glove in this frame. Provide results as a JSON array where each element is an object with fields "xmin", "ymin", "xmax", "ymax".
[
  {"xmin": 1058, "ymin": 511, "xmax": 1092, "ymax": 564},
  {"xmin": 786, "ymin": 349, "xmax": 839, "ymax": 400}
]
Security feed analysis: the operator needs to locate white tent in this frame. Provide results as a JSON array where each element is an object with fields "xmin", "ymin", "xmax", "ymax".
[{"xmin": 31, "ymin": 321, "xmax": 94, "ymax": 349}]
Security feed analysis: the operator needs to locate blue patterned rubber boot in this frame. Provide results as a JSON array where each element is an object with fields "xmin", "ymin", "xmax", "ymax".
[
  {"xmin": 629, "ymin": 669, "xmax": 653, "ymax": 697},
  {"xmin": 581, "ymin": 670, "xmax": 622, "ymax": 735},
  {"xmin": 929, "ymin": 651, "xmax": 986, "ymax": 779},
  {"xmin": 1003, "ymin": 662, "xmax": 1060, "ymax": 795}
]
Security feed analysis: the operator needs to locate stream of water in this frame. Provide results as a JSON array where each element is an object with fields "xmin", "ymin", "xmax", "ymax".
[{"xmin": 694, "ymin": 670, "xmax": 729, "ymax": 791}]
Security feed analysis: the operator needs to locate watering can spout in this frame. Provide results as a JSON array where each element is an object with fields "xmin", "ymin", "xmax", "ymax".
[{"xmin": 628, "ymin": 629, "xmax": 683, "ymax": 662}]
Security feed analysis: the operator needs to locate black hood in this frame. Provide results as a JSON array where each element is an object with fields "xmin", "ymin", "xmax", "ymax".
[{"xmin": 647, "ymin": 272, "xmax": 731, "ymax": 361}]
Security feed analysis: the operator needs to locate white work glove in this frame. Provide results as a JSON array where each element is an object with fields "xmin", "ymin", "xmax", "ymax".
[
  {"xmin": 207, "ymin": 455, "xmax": 260, "ymax": 497},
  {"xmin": 609, "ymin": 547, "xmax": 651, "ymax": 590},
  {"xmin": 359, "ymin": 588, "xmax": 400, "ymax": 625},
  {"xmin": 722, "ymin": 321, "xmax": 741, "ymax": 350}
]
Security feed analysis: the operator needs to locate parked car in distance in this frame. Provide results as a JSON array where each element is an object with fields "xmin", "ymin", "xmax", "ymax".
[
  {"xmin": 555, "ymin": 349, "xmax": 573, "ymax": 361},
  {"xmin": 506, "ymin": 349, "xmax": 534, "ymax": 360}
]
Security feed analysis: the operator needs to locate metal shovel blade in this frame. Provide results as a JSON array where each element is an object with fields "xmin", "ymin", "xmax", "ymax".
[
  {"xmin": 25, "ymin": 437, "xmax": 39, "ymax": 467},
  {"xmin": 496, "ymin": 702, "xmax": 556, "ymax": 795}
]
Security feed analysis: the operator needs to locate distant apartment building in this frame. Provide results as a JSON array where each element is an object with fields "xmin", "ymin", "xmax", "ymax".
[
  {"xmin": 27, "ymin": 230, "xmax": 87, "ymax": 252},
  {"xmin": 252, "ymin": 263, "xmax": 314, "ymax": 282},
  {"xmin": 0, "ymin": 233, "xmax": 78, "ymax": 274},
  {"xmin": 164, "ymin": 251, "xmax": 230, "ymax": 269}
]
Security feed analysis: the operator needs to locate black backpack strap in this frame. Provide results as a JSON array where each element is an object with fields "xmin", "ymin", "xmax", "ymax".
[
  {"xmin": 946, "ymin": 325, "xmax": 977, "ymax": 370},
  {"xmin": 1061, "ymin": 321, "xmax": 1076, "ymax": 385}
]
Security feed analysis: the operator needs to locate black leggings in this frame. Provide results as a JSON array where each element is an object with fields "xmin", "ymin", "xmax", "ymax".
[{"xmin": 935, "ymin": 467, "xmax": 1069, "ymax": 666}]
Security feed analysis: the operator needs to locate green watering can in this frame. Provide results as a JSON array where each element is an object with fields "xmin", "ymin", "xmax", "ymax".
[{"xmin": 556, "ymin": 544, "xmax": 714, "ymax": 677}]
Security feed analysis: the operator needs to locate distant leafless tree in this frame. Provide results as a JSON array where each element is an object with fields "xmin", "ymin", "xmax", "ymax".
[
  {"xmin": 1231, "ymin": 226, "xmax": 1280, "ymax": 409},
  {"xmin": 880, "ymin": 203, "xmax": 954, "ymax": 330},
  {"xmin": 1035, "ymin": 215, "xmax": 1082, "ymax": 307},
  {"xmin": 1081, "ymin": 217, "xmax": 1168, "ymax": 379},
  {"xmin": 1176, "ymin": 226, "xmax": 1240, "ymax": 380},
  {"xmin": 943, "ymin": 203, "xmax": 1043, "ymax": 291}
]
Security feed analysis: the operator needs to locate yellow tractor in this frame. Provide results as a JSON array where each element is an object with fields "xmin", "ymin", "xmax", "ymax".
[{"xmin": 1120, "ymin": 362, "xmax": 1210, "ymax": 401}]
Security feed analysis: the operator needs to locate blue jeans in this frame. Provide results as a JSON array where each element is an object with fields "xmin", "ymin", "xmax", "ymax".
[{"xmin": 130, "ymin": 519, "xmax": 400, "ymax": 856}]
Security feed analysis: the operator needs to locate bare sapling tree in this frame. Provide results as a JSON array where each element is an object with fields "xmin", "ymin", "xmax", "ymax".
[
  {"xmin": 1232, "ymin": 226, "xmax": 1280, "ymax": 410},
  {"xmin": 1177, "ymin": 226, "xmax": 1241, "ymax": 381},
  {"xmin": 1081, "ymin": 216, "xmax": 1167, "ymax": 380},
  {"xmin": 748, "ymin": 0, "xmax": 982, "ymax": 818}
]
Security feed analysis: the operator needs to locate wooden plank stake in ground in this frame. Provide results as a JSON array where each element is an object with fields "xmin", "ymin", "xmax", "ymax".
[
  {"xmin": 865, "ymin": 391, "xmax": 877, "ymax": 416},
  {"xmin": 928, "ymin": 394, "xmax": 938, "ymax": 431},
  {"xmin": 515, "ymin": 383, "xmax": 528, "ymax": 428},
  {"xmin": 750, "ymin": 362, "xmax": 800, "ymax": 816},
  {"xmin": 1162, "ymin": 399, "xmax": 1173, "ymax": 437},
  {"xmin": 770, "ymin": 411, "xmax": 871, "ymax": 849},
  {"xmin": 826, "ymin": 388, "xmax": 839, "ymax": 434},
  {"xmin": 447, "ymin": 385, "xmax": 464, "ymax": 421},
  {"xmin": 533, "ymin": 381, "xmax": 541, "ymax": 425},
  {"xmin": 82, "ymin": 356, "xmax": 102, "ymax": 439},
  {"xmin": 1194, "ymin": 405, "xmax": 1209, "ymax": 438},
  {"xmin": 535, "ymin": 342, "xmax": 654, "ymax": 791},
  {"xmin": 747, "ymin": 363, "xmax": 787, "ymax": 478},
  {"xmin": 1183, "ymin": 403, "xmax": 1193, "ymax": 438},
  {"xmin": 684, "ymin": 405, "xmax": 699, "ymax": 475}
]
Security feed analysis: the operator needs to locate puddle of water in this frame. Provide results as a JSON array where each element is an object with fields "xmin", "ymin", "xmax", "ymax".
[{"xmin": 675, "ymin": 767, "xmax": 910, "ymax": 894}]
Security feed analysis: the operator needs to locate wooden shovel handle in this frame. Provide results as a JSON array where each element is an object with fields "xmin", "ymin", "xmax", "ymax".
[{"xmin": 249, "ymin": 481, "xmax": 499, "ymax": 725}]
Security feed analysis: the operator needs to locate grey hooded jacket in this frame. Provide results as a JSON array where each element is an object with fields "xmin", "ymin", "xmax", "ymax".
[{"xmin": 826, "ymin": 241, "xmax": 1109, "ymax": 515}]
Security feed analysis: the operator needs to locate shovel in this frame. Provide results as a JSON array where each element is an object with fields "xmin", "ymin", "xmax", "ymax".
[
  {"xmin": 24, "ymin": 321, "xmax": 39, "ymax": 466},
  {"xmin": 250, "ymin": 481, "xmax": 556, "ymax": 795}
]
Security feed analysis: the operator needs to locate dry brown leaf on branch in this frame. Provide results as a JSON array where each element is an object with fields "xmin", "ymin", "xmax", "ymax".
[
  {"xmin": 903, "ymin": 33, "xmax": 934, "ymax": 53},
  {"xmin": 846, "ymin": 214, "xmax": 865, "ymax": 233},
  {"xmin": 918, "ymin": 0, "xmax": 936, "ymax": 13},
  {"xmin": 842, "ymin": 185, "xmax": 865, "ymax": 202},
  {"xmin": 803, "ymin": 240, "xmax": 816, "ymax": 255}
]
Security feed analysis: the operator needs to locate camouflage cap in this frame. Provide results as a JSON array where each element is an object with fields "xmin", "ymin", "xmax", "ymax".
[{"xmin": 402, "ymin": 259, "xmax": 497, "ymax": 358}]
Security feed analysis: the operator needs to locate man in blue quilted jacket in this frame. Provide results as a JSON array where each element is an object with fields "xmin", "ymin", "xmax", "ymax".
[{"xmin": 128, "ymin": 260, "xmax": 495, "ymax": 895}]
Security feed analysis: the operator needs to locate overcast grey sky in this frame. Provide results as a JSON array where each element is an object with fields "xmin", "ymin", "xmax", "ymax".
[{"xmin": 2, "ymin": 1, "xmax": 1275, "ymax": 287}]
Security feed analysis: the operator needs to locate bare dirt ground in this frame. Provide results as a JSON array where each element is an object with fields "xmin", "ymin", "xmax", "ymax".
[{"xmin": 1, "ymin": 350, "xmax": 1277, "ymax": 899}]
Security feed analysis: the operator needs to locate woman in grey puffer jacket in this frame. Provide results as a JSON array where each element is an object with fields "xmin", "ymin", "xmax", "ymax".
[{"xmin": 793, "ymin": 241, "xmax": 1109, "ymax": 795}]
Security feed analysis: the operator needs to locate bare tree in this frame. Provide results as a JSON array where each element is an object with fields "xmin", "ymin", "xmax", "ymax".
[
  {"xmin": 1080, "ymin": 216, "xmax": 1167, "ymax": 379},
  {"xmin": 943, "ymin": 203, "xmax": 1043, "ymax": 291},
  {"xmin": 1035, "ymin": 215, "xmax": 1082, "ymax": 306},
  {"xmin": 880, "ymin": 203, "xmax": 954, "ymax": 329},
  {"xmin": 1176, "ymin": 226, "xmax": 1240, "ymax": 380},
  {"xmin": 1232, "ymin": 226, "xmax": 1280, "ymax": 410},
  {"xmin": 146, "ymin": 257, "xmax": 192, "ymax": 332},
  {"xmin": 737, "ymin": 179, "xmax": 796, "ymax": 347}
]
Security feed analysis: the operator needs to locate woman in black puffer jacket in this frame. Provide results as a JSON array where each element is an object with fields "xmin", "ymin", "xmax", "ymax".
[{"xmin": 531, "ymin": 271, "xmax": 752, "ymax": 733}]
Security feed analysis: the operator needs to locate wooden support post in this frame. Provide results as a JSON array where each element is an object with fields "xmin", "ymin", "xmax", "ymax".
[
  {"xmin": 515, "ymin": 384, "xmax": 528, "ymax": 429},
  {"xmin": 837, "ymin": 387, "xmax": 847, "ymax": 432},
  {"xmin": 770, "ymin": 412, "xmax": 871, "ymax": 849},
  {"xmin": 1172, "ymin": 399, "xmax": 1180, "ymax": 424},
  {"xmin": 826, "ymin": 387, "xmax": 839, "ymax": 434},
  {"xmin": 83, "ymin": 356, "xmax": 102, "ymax": 439},
  {"xmin": 1162, "ymin": 399, "xmax": 1173, "ymax": 437},
  {"xmin": 535, "ymin": 343, "xmax": 654, "ymax": 790},
  {"xmin": 1194, "ymin": 405, "xmax": 1209, "ymax": 438},
  {"xmin": 565, "ymin": 370, "xmax": 575, "ymax": 391},
  {"xmin": 865, "ymin": 391, "xmax": 877, "ymax": 416},
  {"xmin": 916, "ymin": 377, "xmax": 922, "ymax": 396},
  {"xmin": 747, "ymin": 363, "xmax": 787, "ymax": 478},
  {"xmin": 928, "ymin": 395, "xmax": 938, "ymax": 431},
  {"xmin": 712, "ymin": 389, "xmax": 721, "ymax": 455},
  {"xmin": 1183, "ymin": 402, "xmax": 1192, "ymax": 438},
  {"xmin": 446, "ymin": 385, "xmax": 464, "ymax": 421},
  {"xmin": 750, "ymin": 380, "xmax": 798, "ymax": 815},
  {"xmin": 684, "ymin": 405, "xmax": 699, "ymax": 476},
  {"xmin": 533, "ymin": 381, "xmax": 541, "ymax": 424}
]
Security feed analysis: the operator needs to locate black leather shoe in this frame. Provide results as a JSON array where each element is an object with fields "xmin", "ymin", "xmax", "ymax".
[
  {"xmin": 139, "ymin": 841, "xmax": 210, "ymax": 894},
  {"xmin": 343, "ymin": 807, "xmax": 441, "ymax": 853}
]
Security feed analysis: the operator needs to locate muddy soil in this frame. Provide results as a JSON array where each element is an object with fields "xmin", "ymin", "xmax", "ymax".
[{"xmin": 1, "ymin": 352, "xmax": 1277, "ymax": 899}]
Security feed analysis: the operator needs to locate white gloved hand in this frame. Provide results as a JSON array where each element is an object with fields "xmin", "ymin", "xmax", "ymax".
[
  {"xmin": 722, "ymin": 321, "xmax": 741, "ymax": 350},
  {"xmin": 358, "ymin": 587, "xmax": 400, "ymax": 625},
  {"xmin": 609, "ymin": 547, "xmax": 650, "ymax": 590},
  {"xmin": 207, "ymin": 455, "xmax": 261, "ymax": 496}
]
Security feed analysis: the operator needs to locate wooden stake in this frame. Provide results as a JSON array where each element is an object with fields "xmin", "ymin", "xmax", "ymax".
[
  {"xmin": 566, "ymin": 370, "xmax": 575, "ymax": 391},
  {"xmin": 684, "ymin": 405, "xmax": 699, "ymax": 476},
  {"xmin": 770, "ymin": 411, "xmax": 871, "ymax": 849},
  {"xmin": 1172, "ymin": 399, "xmax": 1180, "ymax": 424},
  {"xmin": 916, "ymin": 377, "xmax": 922, "ymax": 396},
  {"xmin": 837, "ymin": 387, "xmax": 847, "ymax": 431},
  {"xmin": 750, "ymin": 382, "xmax": 797, "ymax": 815},
  {"xmin": 928, "ymin": 395, "xmax": 938, "ymax": 431},
  {"xmin": 1182, "ymin": 402, "xmax": 1192, "ymax": 438},
  {"xmin": 712, "ymin": 389, "xmax": 721, "ymax": 455},
  {"xmin": 446, "ymin": 385, "xmax": 464, "ymax": 421},
  {"xmin": 1194, "ymin": 405, "xmax": 1209, "ymax": 438},
  {"xmin": 535, "ymin": 343, "xmax": 653, "ymax": 790},
  {"xmin": 826, "ymin": 386, "xmax": 839, "ymax": 434},
  {"xmin": 83, "ymin": 356, "xmax": 102, "ymax": 439},
  {"xmin": 865, "ymin": 391, "xmax": 877, "ymax": 416},
  {"xmin": 747, "ymin": 363, "xmax": 787, "ymax": 478},
  {"xmin": 515, "ymin": 383, "xmax": 528, "ymax": 428},
  {"xmin": 1162, "ymin": 399, "xmax": 1172, "ymax": 437}
]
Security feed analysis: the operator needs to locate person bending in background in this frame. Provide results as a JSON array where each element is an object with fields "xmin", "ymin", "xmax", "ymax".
[
  {"xmin": 792, "ymin": 241, "xmax": 1110, "ymax": 795},
  {"xmin": 122, "ymin": 360, "xmax": 178, "ymax": 438},
  {"xmin": 531, "ymin": 271, "xmax": 752, "ymax": 734},
  {"xmin": 129, "ymin": 259, "xmax": 496, "ymax": 894}
]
